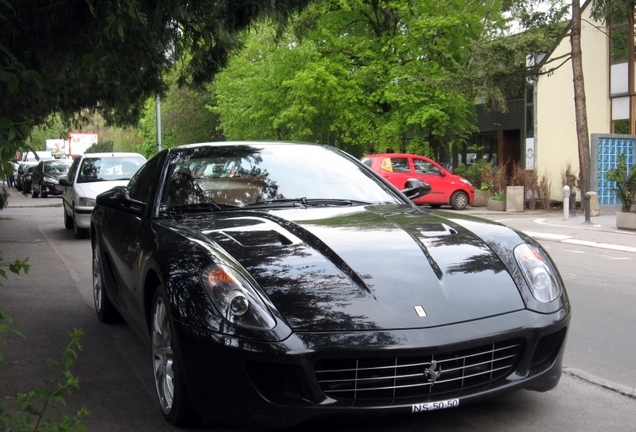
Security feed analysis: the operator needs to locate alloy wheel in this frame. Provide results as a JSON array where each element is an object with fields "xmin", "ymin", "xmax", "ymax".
[
  {"xmin": 92, "ymin": 241, "xmax": 103, "ymax": 312},
  {"xmin": 152, "ymin": 297, "xmax": 175, "ymax": 414}
]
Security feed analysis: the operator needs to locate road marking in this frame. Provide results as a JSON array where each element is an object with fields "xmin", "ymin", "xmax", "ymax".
[{"xmin": 521, "ymin": 231, "xmax": 636, "ymax": 254}]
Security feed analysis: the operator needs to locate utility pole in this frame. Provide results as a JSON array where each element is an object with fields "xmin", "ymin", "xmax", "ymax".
[{"xmin": 156, "ymin": 94, "xmax": 162, "ymax": 153}]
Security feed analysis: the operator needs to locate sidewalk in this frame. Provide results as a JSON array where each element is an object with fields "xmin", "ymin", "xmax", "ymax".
[
  {"xmin": 460, "ymin": 205, "xmax": 636, "ymax": 254},
  {"xmin": 2, "ymin": 183, "xmax": 63, "ymax": 208}
]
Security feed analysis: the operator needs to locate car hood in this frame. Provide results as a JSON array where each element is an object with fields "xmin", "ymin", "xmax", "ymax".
[
  {"xmin": 76, "ymin": 180, "xmax": 130, "ymax": 199},
  {"xmin": 180, "ymin": 205, "xmax": 526, "ymax": 332}
]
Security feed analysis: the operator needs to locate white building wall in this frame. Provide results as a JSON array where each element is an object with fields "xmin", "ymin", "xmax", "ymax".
[{"xmin": 536, "ymin": 5, "xmax": 610, "ymax": 200}]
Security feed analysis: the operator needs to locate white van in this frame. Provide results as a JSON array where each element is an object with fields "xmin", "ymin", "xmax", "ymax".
[{"xmin": 22, "ymin": 151, "xmax": 54, "ymax": 162}]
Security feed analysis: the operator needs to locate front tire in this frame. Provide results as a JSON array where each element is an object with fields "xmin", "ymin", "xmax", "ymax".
[
  {"xmin": 41, "ymin": 183, "xmax": 48, "ymax": 198},
  {"xmin": 151, "ymin": 288, "xmax": 199, "ymax": 426},
  {"xmin": 63, "ymin": 203, "xmax": 73, "ymax": 229},
  {"xmin": 450, "ymin": 191, "xmax": 469, "ymax": 210},
  {"xmin": 92, "ymin": 239, "xmax": 121, "ymax": 323},
  {"xmin": 32, "ymin": 187, "xmax": 39, "ymax": 198}
]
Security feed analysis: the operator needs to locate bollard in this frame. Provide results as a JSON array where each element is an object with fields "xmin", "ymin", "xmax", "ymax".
[
  {"xmin": 569, "ymin": 190, "xmax": 577, "ymax": 217},
  {"xmin": 562, "ymin": 185, "xmax": 570, "ymax": 220},
  {"xmin": 583, "ymin": 192, "xmax": 593, "ymax": 225}
]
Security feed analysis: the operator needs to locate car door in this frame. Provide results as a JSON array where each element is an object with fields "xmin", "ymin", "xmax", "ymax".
[
  {"xmin": 101, "ymin": 155, "xmax": 163, "ymax": 333},
  {"xmin": 411, "ymin": 156, "xmax": 450, "ymax": 203},
  {"xmin": 377, "ymin": 156, "xmax": 413, "ymax": 190},
  {"xmin": 32, "ymin": 162, "xmax": 44, "ymax": 193},
  {"xmin": 62, "ymin": 157, "xmax": 81, "ymax": 211}
]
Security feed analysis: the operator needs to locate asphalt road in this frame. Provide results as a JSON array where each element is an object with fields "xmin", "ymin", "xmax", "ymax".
[{"xmin": 1, "ymin": 193, "xmax": 635, "ymax": 431}]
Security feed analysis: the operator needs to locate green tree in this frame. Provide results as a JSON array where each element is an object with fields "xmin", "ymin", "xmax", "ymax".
[
  {"xmin": 138, "ymin": 69, "xmax": 223, "ymax": 159},
  {"xmin": 213, "ymin": 0, "xmax": 568, "ymax": 159},
  {"xmin": 85, "ymin": 140, "xmax": 114, "ymax": 153},
  {"xmin": 214, "ymin": 0, "xmax": 498, "ymax": 156},
  {"xmin": 1, "ymin": 0, "xmax": 312, "ymax": 175}
]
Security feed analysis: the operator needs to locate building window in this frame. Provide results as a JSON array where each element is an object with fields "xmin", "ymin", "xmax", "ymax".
[
  {"xmin": 609, "ymin": 5, "xmax": 634, "ymax": 134},
  {"xmin": 613, "ymin": 120, "xmax": 630, "ymax": 134},
  {"xmin": 611, "ymin": 24, "xmax": 629, "ymax": 62}
]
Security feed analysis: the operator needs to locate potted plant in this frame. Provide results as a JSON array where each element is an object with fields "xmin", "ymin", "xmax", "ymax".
[
  {"xmin": 604, "ymin": 153, "xmax": 636, "ymax": 230},
  {"xmin": 487, "ymin": 191, "xmax": 506, "ymax": 211}
]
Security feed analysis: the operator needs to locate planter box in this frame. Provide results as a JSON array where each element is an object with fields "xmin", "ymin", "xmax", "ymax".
[
  {"xmin": 616, "ymin": 211, "xmax": 636, "ymax": 231},
  {"xmin": 473, "ymin": 189, "xmax": 493, "ymax": 207},
  {"xmin": 487, "ymin": 198, "xmax": 505, "ymax": 211},
  {"xmin": 506, "ymin": 186, "xmax": 524, "ymax": 212}
]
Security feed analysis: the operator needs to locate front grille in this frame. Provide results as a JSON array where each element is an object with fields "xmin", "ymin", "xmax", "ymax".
[
  {"xmin": 530, "ymin": 328, "xmax": 567, "ymax": 372},
  {"xmin": 315, "ymin": 339, "xmax": 524, "ymax": 401},
  {"xmin": 246, "ymin": 362, "xmax": 306, "ymax": 403}
]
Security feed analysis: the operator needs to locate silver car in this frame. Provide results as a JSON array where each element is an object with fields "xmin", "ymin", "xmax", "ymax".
[{"xmin": 60, "ymin": 152, "xmax": 146, "ymax": 238}]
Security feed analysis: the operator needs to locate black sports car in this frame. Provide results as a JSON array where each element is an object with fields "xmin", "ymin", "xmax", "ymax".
[{"xmin": 91, "ymin": 142, "xmax": 570, "ymax": 429}]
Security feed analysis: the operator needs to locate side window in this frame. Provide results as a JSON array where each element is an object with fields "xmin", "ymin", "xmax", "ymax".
[
  {"xmin": 67, "ymin": 158, "xmax": 80, "ymax": 182},
  {"xmin": 128, "ymin": 157, "xmax": 160, "ymax": 203},
  {"xmin": 391, "ymin": 157, "xmax": 410, "ymax": 173},
  {"xmin": 413, "ymin": 159, "xmax": 440, "ymax": 175}
]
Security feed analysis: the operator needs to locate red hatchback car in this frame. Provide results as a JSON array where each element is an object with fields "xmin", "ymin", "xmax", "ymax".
[{"xmin": 362, "ymin": 153, "xmax": 474, "ymax": 209}]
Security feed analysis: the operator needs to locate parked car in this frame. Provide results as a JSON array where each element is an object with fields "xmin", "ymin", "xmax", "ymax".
[
  {"xmin": 91, "ymin": 141, "xmax": 569, "ymax": 429},
  {"xmin": 31, "ymin": 159, "xmax": 73, "ymax": 198},
  {"xmin": 15, "ymin": 161, "xmax": 37, "ymax": 191},
  {"xmin": 20, "ymin": 165, "xmax": 37, "ymax": 195},
  {"xmin": 60, "ymin": 152, "xmax": 146, "ymax": 238},
  {"xmin": 361, "ymin": 153, "xmax": 475, "ymax": 209}
]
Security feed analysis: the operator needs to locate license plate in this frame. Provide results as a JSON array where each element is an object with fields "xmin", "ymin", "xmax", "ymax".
[{"xmin": 412, "ymin": 399, "xmax": 460, "ymax": 412}]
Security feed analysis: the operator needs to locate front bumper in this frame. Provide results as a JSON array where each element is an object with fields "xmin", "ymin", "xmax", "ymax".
[
  {"xmin": 176, "ymin": 304, "xmax": 570, "ymax": 429},
  {"xmin": 42, "ymin": 183, "xmax": 64, "ymax": 195},
  {"xmin": 73, "ymin": 205, "xmax": 94, "ymax": 229}
]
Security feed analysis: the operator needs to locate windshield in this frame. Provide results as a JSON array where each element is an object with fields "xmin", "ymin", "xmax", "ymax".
[
  {"xmin": 161, "ymin": 143, "xmax": 404, "ymax": 209},
  {"xmin": 78, "ymin": 156, "xmax": 146, "ymax": 183},
  {"xmin": 43, "ymin": 161, "xmax": 72, "ymax": 177}
]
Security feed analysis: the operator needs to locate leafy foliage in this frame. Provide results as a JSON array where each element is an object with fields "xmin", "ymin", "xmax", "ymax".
[
  {"xmin": 85, "ymin": 140, "xmax": 114, "ymax": 153},
  {"xmin": 1, "ymin": 0, "xmax": 312, "ymax": 168},
  {"xmin": 213, "ymin": 0, "xmax": 570, "ymax": 158},
  {"xmin": 0, "ymin": 328, "xmax": 88, "ymax": 432},
  {"xmin": 1, "ymin": 244, "xmax": 87, "ymax": 431},
  {"xmin": 138, "ymin": 69, "xmax": 223, "ymax": 158},
  {"xmin": 604, "ymin": 153, "xmax": 636, "ymax": 212}
]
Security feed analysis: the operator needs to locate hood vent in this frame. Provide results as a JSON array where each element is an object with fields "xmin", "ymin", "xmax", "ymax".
[
  {"xmin": 220, "ymin": 230, "xmax": 293, "ymax": 247},
  {"xmin": 417, "ymin": 223, "xmax": 457, "ymax": 237}
]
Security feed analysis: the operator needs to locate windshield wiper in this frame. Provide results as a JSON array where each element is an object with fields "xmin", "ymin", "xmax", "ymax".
[
  {"xmin": 302, "ymin": 199, "xmax": 372, "ymax": 206},
  {"xmin": 244, "ymin": 198, "xmax": 309, "ymax": 209},
  {"xmin": 245, "ymin": 198, "xmax": 372, "ymax": 209},
  {"xmin": 167, "ymin": 202, "xmax": 225, "ymax": 212}
]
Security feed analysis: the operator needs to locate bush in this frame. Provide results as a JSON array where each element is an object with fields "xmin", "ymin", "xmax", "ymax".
[
  {"xmin": 604, "ymin": 153, "xmax": 636, "ymax": 212},
  {"xmin": 455, "ymin": 160, "xmax": 495, "ymax": 190}
]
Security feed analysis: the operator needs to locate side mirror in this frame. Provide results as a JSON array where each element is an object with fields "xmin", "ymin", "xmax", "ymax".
[
  {"xmin": 96, "ymin": 186, "xmax": 146, "ymax": 215},
  {"xmin": 402, "ymin": 179, "xmax": 431, "ymax": 200},
  {"xmin": 59, "ymin": 178, "xmax": 72, "ymax": 187}
]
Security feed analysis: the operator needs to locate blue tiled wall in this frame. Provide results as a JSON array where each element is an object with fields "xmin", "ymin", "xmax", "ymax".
[{"xmin": 597, "ymin": 137, "xmax": 636, "ymax": 205}]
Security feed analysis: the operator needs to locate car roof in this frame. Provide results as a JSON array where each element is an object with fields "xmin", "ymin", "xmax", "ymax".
[
  {"xmin": 174, "ymin": 141, "xmax": 326, "ymax": 149},
  {"xmin": 78, "ymin": 152, "xmax": 146, "ymax": 158},
  {"xmin": 363, "ymin": 153, "xmax": 432, "ymax": 159}
]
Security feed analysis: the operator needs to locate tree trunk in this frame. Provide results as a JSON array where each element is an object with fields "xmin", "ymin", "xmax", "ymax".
[{"xmin": 570, "ymin": 0, "xmax": 591, "ymax": 195}]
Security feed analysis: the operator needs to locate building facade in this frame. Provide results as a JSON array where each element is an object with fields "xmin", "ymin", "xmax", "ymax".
[{"xmin": 471, "ymin": 1, "xmax": 636, "ymax": 204}]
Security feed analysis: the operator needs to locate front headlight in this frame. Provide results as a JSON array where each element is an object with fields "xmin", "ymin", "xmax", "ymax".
[
  {"xmin": 460, "ymin": 178, "xmax": 472, "ymax": 186},
  {"xmin": 78, "ymin": 197, "xmax": 96, "ymax": 207},
  {"xmin": 44, "ymin": 176, "xmax": 57, "ymax": 186},
  {"xmin": 514, "ymin": 243, "xmax": 562, "ymax": 303},
  {"xmin": 201, "ymin": 264, "xmax": 276, "ymax": 330}
]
